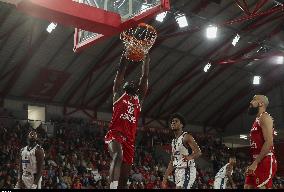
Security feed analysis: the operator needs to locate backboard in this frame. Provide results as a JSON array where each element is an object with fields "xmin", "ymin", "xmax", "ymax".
[
  {"xmin": 2, "ymin": 0, "xmax": 170, "ymax": 52},
  {"xmin": 73, "ymin": 0, "xmax": 170, "ymax": 52}
]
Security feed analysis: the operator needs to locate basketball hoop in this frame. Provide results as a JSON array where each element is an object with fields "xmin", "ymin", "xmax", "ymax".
[{"xmin": 120, "ymin": 23, "xmax": 157, "ymax": 62}]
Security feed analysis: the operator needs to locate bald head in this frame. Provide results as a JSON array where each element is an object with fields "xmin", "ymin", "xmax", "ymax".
[{"xmin": 254, "ymin": 95, "xmax": 269, "ymax": 108}]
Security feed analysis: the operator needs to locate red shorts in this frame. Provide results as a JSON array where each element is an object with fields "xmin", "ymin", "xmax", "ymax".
[
  {"xmin": 105, "ymin": 130, "xmax": 134, "ymax": 165},
  {"xmin": 245, "ymin": 154, "xmax": 277, "ymax": 188}
]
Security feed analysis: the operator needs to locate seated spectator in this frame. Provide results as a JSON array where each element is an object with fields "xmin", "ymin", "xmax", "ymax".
[{"xmin": 72, "ymin": 178, "xmax": 82, "ymax": 189}]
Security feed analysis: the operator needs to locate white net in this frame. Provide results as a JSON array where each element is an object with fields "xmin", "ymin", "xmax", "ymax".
[{"xmin": 120, "ymin": 23, "xmax": 157, "ymax": 61}]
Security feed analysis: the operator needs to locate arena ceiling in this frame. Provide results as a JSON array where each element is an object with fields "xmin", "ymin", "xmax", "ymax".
[{"xmin": 0, "ymin": 0, "xmax": 284, "ymax": 133}]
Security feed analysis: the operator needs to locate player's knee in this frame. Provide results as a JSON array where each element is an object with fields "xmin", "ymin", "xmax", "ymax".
[{"xmin": 112, "ymin": 151, "xmax": 123, "ymax": 163}]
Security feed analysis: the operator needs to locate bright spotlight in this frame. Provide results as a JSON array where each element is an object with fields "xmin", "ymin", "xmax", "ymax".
[
  {"xmin": 204, "ymin": 63, "xmax": 211, "ymax": 72},
  {"xmin": 156, "ymin": 12, "xmax": 167, "ymax": 22},
  {"xmin": 253, "ymin": 76, "xmax": 261, "ymax": 85},
  {"xmin": 232, "ymin": 34, "xmax": 240, "ymax": 46},
  {"xmin": 175, "ymin": 14, "xmax": 188, "ymax": 28},
  {"xmin": 276, "ymin": 56, "xmax": 284, "ymax": 64},
  {"xmin": 206, "ymin": 25, "xmax": 218, "ymax": 39},
  {"xmin": 46, "ymin": 22, "xmax": 57, "ymax": 33}
]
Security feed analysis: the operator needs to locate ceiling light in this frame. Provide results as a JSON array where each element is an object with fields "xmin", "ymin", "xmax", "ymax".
[
  {"xmin": 253, "ymin": 76, "xmax": 261, "ymax": 85},
  {"xmin": 46, "ymin": 22, "xmax": 57, "ymax": 33},
  {"xmin": 203, "ymin": 63, "xmax": 211, "ymax": 72},
  {"xmin": 232, "ymin": 34, "xmax": 240, "ymax": 46},
  {"xmin": 276, "ymin": 56, "xmax": 284, "ymax": 64},
  {"xmin": 240, "ymin": 134, "xmax": 247, "ymax": 140},
  {"xmin": 175, "ymin": 13, "xmax": 188, "ymax": 28},
  {"xmin": 156, "ymin": 12, "xmax": 167, "ymax": 22},
  {"xmin": 206, "ymin": 25, "xmax": 218, "ymax": 39}
]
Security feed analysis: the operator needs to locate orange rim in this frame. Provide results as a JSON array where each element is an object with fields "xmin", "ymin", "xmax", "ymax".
[
  {"xmin": 121, "ymin": 34, "xmax": 154, "ymax": 46},
  {"xmin": 138, "ymin": 23, "xmax": 157, "ymax": 35}
]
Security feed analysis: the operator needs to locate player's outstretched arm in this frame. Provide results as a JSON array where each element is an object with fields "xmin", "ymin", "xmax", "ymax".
[
  {"xmin": 113, "ymin": 54, "xmax": 129, "ymax": 103},
  {"xmin": 137, "ymin": 54, "xmax": 150, "ymax": 103}
]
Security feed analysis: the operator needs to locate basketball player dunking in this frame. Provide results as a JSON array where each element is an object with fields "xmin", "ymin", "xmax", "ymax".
[
  {"xmin": 15, "ymin": 130, "xmax": 45, "ymax": 189},
  {"xmin": 162, "ymin": 113, "xmax": 202, "ymax": 189},
  {"xmin": 244, "ymin": 95, "xmax": 277, "ymax": 189},
  {"xmin": 105, "ymin": 53, "xmax": 150, "ymax": 189}
]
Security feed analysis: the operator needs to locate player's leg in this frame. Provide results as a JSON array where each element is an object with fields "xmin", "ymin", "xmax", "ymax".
[
  {"xmin": 186, "ymin": 166, "xmax": 196, "ymax": 189},
  {"xmin": 244, "ymin": 172, "xmax": 255, "ymax": 189},
  {"xmin": 221, "ymin": 178, "xmax": 227, "ymax": 189},
  {"xmin": 214, "ymin": 178, "xmax": 221, "ymax": 189},
  {"xmin": 37, "ymin": 176, "xmax": 42, "ymax": 189},
  {"xmin": 256, "ymin": 155, "xmax": 277, "ymax": 189},
  {"xmin": 22, "ymin": 174, "xmax": 34, "ymax": 189},
  {"xmin": 15, "ymin": 176, "xmax": 26, "ymax": 189},
  {"xmin": 118, "ymin": 162, "xmax": 132, "ymax": 189},
  {"xmin": 118, "ymin": 141, "xmax": 134, "ymax": 189},
  {"xmin": 174, "ymin": 168, "xmax": 185, "ymax": 189},
  {"xmin": 108, "ymin": 140, "xmax": 123, "ymax": 189}
]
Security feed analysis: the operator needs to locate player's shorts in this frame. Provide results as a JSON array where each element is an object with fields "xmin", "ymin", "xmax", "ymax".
[
  {"xmin": 245, "ymin": 153, "xmax": 277, "ymax": 188},
  {"xmin": 174, "ymin": 166, "xmax": 196, "ymax": 189},
  {"xmin": 21, "ymin": 172, "xmax": 42, "ymax": 189},
  {"xmin": 214, "ymin": 177, "xmax": 228, "ymax": 189},
  {"xmin": 105, "ymin": 129, "xmax": 134, "ymax": 165}
]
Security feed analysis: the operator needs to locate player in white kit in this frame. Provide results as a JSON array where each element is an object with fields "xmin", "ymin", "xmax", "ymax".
[
  {"xmin": 15, "ymin": 130, "xmax": 45, "ymax": 189},
  {"xmin": 214, "ymin": 156, "xmax": 236, "ymax": 189},
  {"xmin": 162, "ymin": 113, "xmax": 202, "ymax": 189}
]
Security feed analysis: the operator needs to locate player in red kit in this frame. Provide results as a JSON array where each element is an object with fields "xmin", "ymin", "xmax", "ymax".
[
  {"xmin": 105, "ymin": 53, "xmax": 150, "ymax": 189},
  {"xmin": 244, "ymin": 95, "xmax": 277, "ymax": 189}
]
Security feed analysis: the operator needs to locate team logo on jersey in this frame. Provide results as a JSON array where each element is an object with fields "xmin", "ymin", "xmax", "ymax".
[
  {"xmin": 251, "ymin": 126, "xmax": 258, "ymax": 131},
  {"xmin": 250, "ymin": 140, "xmax": 257, "ymax": 149},
  {"xmin": 22, "ymin": 160, "xmax": 30, "ymax": 163}
]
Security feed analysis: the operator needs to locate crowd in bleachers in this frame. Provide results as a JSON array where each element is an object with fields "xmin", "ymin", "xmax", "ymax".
[{"xmin": 0, "ymin": 108, "xmax": 283, "ymax": 189}]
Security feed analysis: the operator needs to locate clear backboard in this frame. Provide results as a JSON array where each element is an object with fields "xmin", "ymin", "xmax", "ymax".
[
  {"xmin": 73, "ymin": 0, "xmax": 170, "ymax": 52},
  {"xmin": 2, "ymin": 0, "xmax": 170, "ymax": 52}
]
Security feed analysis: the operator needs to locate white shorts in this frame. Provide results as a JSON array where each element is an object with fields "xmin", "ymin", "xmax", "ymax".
[
  {"xmin": 22, "ymin": 173, "xmax": 42, "ymax": 189},
  {"xmin": 174, "ymin": 166, "xmax": 196, "ymax": 189},
  {"xmin": 214, "ymin": 177, "xmax": 227, "ymax": 189}
]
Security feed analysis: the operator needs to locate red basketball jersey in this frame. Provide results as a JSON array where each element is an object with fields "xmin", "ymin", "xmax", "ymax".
[
  {"xmin": 250, "ymin": 112, "xmax": 275, "ymax": 159},
  {"xmin": 109, "ymin": 92, "xmax": 141, "ymax": 143}
]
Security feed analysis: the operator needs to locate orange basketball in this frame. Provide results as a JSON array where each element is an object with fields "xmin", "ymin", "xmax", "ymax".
[
  {"xmin": 125, "ymin": 46, "xmax": 144, "ymax": 62},
  {"xmin": 120, "ymin": 23, "xmax": 157, "ymax": 62}
]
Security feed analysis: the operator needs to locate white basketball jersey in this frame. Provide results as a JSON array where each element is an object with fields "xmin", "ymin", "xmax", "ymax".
[
  {"xmin": 21, "ymin": 144, "xmax": 43, "ymax": 175},
  {"xmin": 171, "ymin": 132, "xmax": 195, "ymax": 168},
  {"xmin": 215, "ymin": 163, "xmax": 233, "ymax": 179}
]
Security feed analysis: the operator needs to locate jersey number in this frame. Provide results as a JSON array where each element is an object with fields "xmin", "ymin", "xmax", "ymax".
[{"xmin": 127, "ymin": 105, "xmax": 134, "ymax": 114}]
